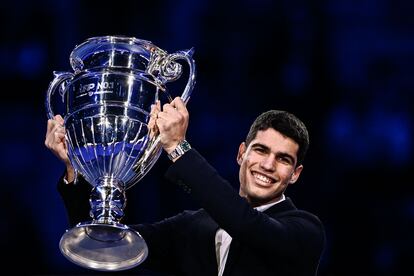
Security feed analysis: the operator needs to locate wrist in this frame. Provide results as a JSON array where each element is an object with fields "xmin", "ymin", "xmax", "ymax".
[
  {"xmin": 166, "ymin": 140, "xmax": 191, "ymax": 162},
  {"xmin": 164, "ymin": 143, "xmax": 180, "ymax": 155},
  {"xmin": 65, "ymin": 166, "xmax": 75, "ymax": 183}
]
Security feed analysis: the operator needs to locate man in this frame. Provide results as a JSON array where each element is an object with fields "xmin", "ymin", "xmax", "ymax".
[{"xmin": 45, "ymin": 97, "xmax": 325, "ymax": 275}]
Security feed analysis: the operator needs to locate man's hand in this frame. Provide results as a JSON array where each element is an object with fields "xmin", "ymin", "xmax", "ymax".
[
  {"xmin": 156, "ymin": 97, "xmax": 189, "ymax": 155},
  {"xmin": 45, "ymin": 115, "xmax": 75, "ymax": 182},
  {"xmin": 148, "ymin": 100, "xmax": 161, "ymax": 138}
]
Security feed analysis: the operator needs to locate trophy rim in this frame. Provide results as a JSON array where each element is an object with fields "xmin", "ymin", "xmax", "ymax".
[
  {"xmin": 70, "ymin": 36, "xmax": 163, "ymax": 59},
  {"xmin": 83, "ymin": 35, "xmax": 154, "ymax": 46},
  {"xmin": 69, "ymin": 35, "xmax": 167, "ymax": 73}
]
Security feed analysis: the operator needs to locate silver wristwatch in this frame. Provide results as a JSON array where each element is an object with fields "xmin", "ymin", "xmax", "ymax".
[{"xmin": 167, "ymin": 140, "xmax": 192, "ymax": 161}]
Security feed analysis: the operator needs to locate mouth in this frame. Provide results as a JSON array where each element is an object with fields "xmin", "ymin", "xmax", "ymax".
[{"xmin": 252, "ymin": 171, "xmax": 276, "ymax": 187}]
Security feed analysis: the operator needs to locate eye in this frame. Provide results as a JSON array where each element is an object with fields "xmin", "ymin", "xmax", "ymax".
[
  {"xmin": 254, "ymin": 147, "xmax": 266, "ymax": 154},
  {"xmin": 277, "ymin": 156, "xmax": 291, "ymax": 165}
]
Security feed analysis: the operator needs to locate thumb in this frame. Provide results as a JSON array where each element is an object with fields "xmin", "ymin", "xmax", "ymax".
[
  {"xmin": 54, "ymin": 114, "xmax": 64, "ymax": 125},
  {"xmin": 171, "ymin": 97, "xmax": 186, "ymax": 111}
]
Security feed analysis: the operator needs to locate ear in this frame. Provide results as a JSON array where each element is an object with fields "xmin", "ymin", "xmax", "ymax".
[
  {"xmin": 289, "ymin": 165, "xmax": 303, "ymax": 184},
  {"xmin": 237, "ymin": 142, "xmax": 246, "ymax": 165}
]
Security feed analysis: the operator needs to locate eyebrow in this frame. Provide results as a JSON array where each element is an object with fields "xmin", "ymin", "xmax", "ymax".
[{"xmin": 251, "ymin": 142, "xmax": 296, "ymax": 164}]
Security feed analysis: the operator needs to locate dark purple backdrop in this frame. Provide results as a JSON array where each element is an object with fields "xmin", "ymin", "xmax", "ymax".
[{"xmin": 0, "ymin": 0, "xmax": 413, "ymax": 275}]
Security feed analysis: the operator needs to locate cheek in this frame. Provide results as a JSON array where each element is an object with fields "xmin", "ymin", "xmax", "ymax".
[
  {"xmin": 278, "ymin": 167, "xmax": 294, "ymax": 181},
  {"xmin": 279, "ymin": 170, "xmax": 294, "ymax": 182}
]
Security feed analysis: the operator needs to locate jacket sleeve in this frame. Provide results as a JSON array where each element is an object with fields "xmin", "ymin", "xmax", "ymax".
[
  {"xmin": 165, "ymin": 149, "xmax": 325, "ymax": 261},
  {"xmin": 57, "ymin": 172, "xmax": 92, "ymax": 227},
  {"xmin": 130, "ymin": 210, "xmax": 196, "ymax": 274}
]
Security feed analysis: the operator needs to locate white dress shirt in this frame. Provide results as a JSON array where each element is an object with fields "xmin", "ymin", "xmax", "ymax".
[{"xmin": 215, "ymin": 194, "xmax": 286, "ymax": 276}]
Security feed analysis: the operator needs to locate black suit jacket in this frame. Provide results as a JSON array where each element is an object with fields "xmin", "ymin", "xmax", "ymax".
[{"xmin": 58, "ymin": 149, "xmax": 325, "ymax": 275}]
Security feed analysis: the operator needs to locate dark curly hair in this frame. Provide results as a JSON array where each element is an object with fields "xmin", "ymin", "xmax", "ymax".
[{"xmin": 245, "ymin": 110, "xmax": 309, "ymax": 166}]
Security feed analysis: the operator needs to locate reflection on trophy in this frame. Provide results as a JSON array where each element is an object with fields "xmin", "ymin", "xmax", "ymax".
[{"xmin": 45, "ymin": 36, "xmax": 196, "ymax": 271}]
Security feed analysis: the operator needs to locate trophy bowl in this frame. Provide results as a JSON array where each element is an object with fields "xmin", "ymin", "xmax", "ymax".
[{"xmin": 45, "ymin": 36, "xmax": 196, "ymax": 271}]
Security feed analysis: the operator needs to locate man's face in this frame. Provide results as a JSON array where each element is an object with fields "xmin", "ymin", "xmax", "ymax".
[{"xmin": 237, "ymin": 128, "xmax": 303, "ymax": 207}]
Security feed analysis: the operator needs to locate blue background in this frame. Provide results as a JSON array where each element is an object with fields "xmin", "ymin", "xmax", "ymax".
[{"xmin": 0, "ymin": 0, "xmax": 413, "ymax": 274}]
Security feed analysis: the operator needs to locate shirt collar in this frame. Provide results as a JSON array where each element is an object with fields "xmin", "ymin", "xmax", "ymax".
[{"xmin": 254, "ymin": 194, "xmax": 286, "ymax": 212}]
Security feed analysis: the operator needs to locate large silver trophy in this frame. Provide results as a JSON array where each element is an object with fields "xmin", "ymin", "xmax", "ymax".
[{"xmin": 45, "ymin": 36, "xmax": 196, "ymax": 271}]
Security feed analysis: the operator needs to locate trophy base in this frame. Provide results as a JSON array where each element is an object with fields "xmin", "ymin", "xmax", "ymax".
[{"xmin": 59, "ymin": 221, "xmax": 148, "ymax": 271}]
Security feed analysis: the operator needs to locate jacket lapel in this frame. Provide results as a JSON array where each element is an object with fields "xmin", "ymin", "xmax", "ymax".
[
  {"xmin": 197, "ymin": 210, "xmax": 220, "ymax": 274},
  {"xmin": 264, "ymin": 197, "xmax": 297, "ymax": 215},
  {"xmin": 222, "ymin": 197, "xmax": 297, "ymax": 275},
  {"xmin": 222, "ymin": 238, "xmax": 241, "ymax": 276}
]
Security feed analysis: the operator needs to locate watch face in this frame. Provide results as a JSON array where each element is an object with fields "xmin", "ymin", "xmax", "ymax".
[
  {"xmin": 181, "ymin": 140, "xmax": 191, "ymax": 151},
  {"xmin": 168, "ymin": 140, "xmax": 191, "ymax": 160}
]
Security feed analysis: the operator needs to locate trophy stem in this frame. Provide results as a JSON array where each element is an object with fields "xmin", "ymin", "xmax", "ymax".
[
  {"xmin": 90, "ymin": 177, "xmax": 126, "ymax": 224},
  {"xmin": 59, "ymin": 176, "xmax": 148, "ymax": 271}
]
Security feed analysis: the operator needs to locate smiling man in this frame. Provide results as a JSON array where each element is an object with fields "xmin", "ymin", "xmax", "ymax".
[
  {"xmin": 237, "ymin": 110, "xmax": 309, "ymax": 207},
  {"xmin": 237, "ymin": 127, "xmax": 303, "ymax": 207},
  {"xmin": 46, "ymin": 98, "xmax": 326, "ymax": 275}
]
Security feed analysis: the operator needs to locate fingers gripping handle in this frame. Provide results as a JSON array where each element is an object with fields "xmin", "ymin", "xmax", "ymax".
[{"xmin": 45, "ymin": 71, "xmax": 79, "ymax": 183}]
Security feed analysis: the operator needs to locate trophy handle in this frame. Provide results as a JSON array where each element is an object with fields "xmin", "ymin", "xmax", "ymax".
[
  {"xmin": 45, "ymin": 71, "xmax": 74, "ymax": 119},
  {"xmin": 45, "ymin": 71, "xmax": 79, "ymax": 184},
  {"xmin": 161, "ymin": 48, "xmax": 196, "ymax": 103}
]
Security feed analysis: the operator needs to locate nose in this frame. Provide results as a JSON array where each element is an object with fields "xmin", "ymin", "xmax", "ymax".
[{"xmin": 260, "ymin": 155, "xmax": 276, "ymax": 171}]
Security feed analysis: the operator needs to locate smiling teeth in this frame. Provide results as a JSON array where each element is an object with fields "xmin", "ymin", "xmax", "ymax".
[{"xmin": 254, "ymin": 173, "xmax": 272, "ymax": 184}]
